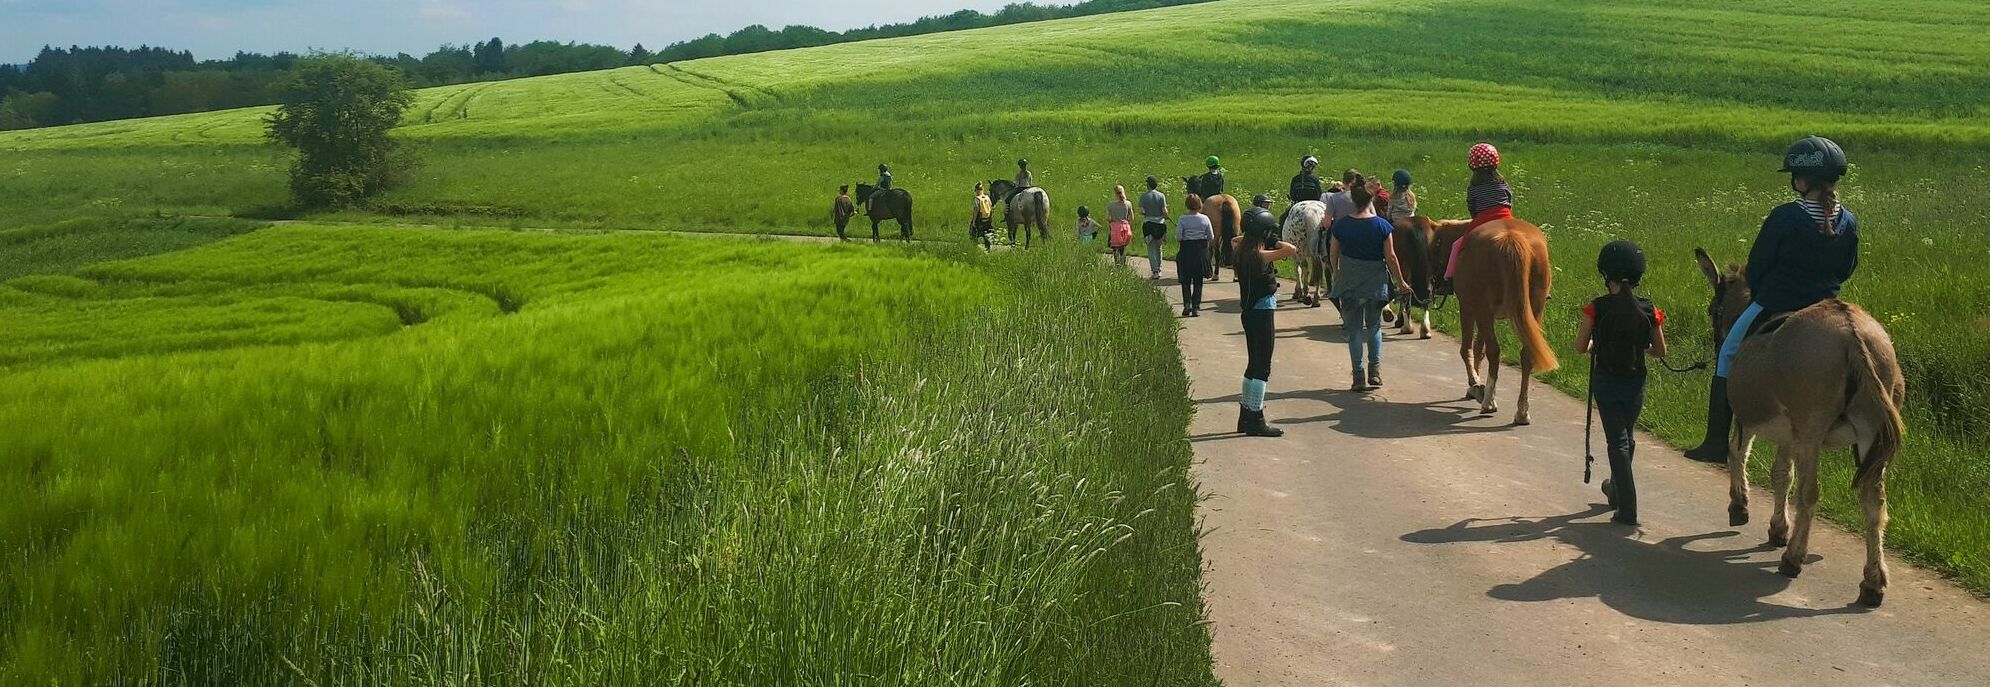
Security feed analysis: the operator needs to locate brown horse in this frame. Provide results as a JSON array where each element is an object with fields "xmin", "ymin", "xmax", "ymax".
[
  {"xmin": 1183, "ymin": 177, "xmax": 1240, "ymax": 281},
  {"xmin": 855, "ymin": 184, "xmax": 914, "ymax": 242},
  {"xmin": 1432, "ymin": 218, "xmax": 1557, "ymax": 424},
  {"xmin": 1695, "ymin": 248, "xmax": 1905, "ymax": 607},
  {"xmin": 1385, "ymin": 216, "xmax": 1438, "ymax": 338}
]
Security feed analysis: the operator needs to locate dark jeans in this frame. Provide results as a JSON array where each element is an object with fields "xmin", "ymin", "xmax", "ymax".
[
  {"xmin": 1243, "ymin": 308, "xmax": 1275, "ymax": 381},
  {"xmin": 1178, "ymin": 239, "xmax": 1208, "ymax": 310},
  {"xmin": 1593, "ymin": 372, "xmax": 1648, "ymax": 523}
]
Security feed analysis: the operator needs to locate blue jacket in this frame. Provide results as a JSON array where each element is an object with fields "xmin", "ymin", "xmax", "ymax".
[{"xmin": 1746, "ymin": 202, "xmax": 1858, "ymax": 312}]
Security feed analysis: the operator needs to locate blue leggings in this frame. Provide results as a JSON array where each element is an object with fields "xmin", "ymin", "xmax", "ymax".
[{"xmin": 1715, "ymin": 302, "xmax": 1764, "ymax": 377}]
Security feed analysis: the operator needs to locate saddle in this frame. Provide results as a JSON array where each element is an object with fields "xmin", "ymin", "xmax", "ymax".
[{"xmin": 1743, "ymin": 309, "xmax": 1795, "ymax": 341}]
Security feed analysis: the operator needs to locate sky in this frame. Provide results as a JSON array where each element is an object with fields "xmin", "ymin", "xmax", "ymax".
[{"xmin": 0, "ymin": 0, "xmax": 1078, "ymax": 64}]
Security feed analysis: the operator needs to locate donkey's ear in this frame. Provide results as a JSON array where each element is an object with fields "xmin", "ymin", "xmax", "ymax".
[{"xmin": 1694, "ymin": 248, "xmax": 1721, "ymax": 287}]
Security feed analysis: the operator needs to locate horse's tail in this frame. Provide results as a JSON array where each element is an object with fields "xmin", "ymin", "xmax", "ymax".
[
  {"xmin": 1497, "ymin": 232, "xmax": 1559, "ymax": 374},
  {"xmin": 900, "ymin": 191, "xmax": 914, "ymax": 234},
  {"xmin": 1404, "ymin": 220, "xmax": 1432, "ymax": 305},
  {"xmin": 1839, "ymin": 302, "xmax": 1904, "ymax": 488},
  {"xmin": 1219, "ymin": 198, "xmax": 1238, "ymax": 237},
  {"xmin": 1031, "ymin": 189, "xmax": 1048, "ymax": 230}
]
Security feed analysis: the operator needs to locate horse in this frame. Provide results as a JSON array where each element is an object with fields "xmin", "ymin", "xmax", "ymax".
[
  {"xmin": 986, "ymin": 179, "xmax": 1050, "ymax": 248},
  {"xmin": 1281, "ymin": 200, "xmax": 1330, "ymax": 307},
  {"xmin": 1695, "ymin": 248, "xmax": 1905, "ymax": 607},
  {"xmin": 1432, "ymin": 218, "xmax": 1557, "ymax": 424},
  {"xmin": 1383, "ymin": 216, "xmax": 1438, "ymax": 338},
  {"xmin": 1182, "ymin": 176, "xmax": 1240, "ymax": 281},
  {"xmin": 855, "ymin": 184, "xmax": 914, "ymax": 241}
]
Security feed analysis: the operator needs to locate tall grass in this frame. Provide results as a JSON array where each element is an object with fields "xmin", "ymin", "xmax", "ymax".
[{"xmin": 0, "ymin": 228, "xmax": 1212, "ymax": 683}]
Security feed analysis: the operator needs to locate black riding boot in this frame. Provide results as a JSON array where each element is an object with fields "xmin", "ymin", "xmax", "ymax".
[
  {"xmin": 1607, "ymin": 445, "xmax": 1638, "ymax": 525},
  {"xmin": 1684, "ymin": 376, "xmax": 1732, "ymax": 464},
  {"xmin": 1238, "ymin": 407, "xmax": 1285, "ymax": 437}
]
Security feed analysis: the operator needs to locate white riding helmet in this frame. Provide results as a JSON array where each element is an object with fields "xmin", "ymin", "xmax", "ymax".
[{"xmin": 1302, "ymin": 156, "xmax": 1319, "ymax": 169}]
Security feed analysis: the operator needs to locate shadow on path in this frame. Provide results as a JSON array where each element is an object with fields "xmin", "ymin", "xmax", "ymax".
[{"xmin": 1401, "ymin": 507, "xmax": 1867, "ymax": 625}]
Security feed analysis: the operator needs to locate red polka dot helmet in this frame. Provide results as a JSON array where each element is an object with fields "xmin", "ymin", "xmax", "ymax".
[{"xmin": 1468, "ymin": 143, "xmax": 1501, "ymax": 170}]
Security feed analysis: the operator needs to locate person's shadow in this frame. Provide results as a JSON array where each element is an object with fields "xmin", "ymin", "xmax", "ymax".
[
  {"xmin": 1277, "ymin": 393, "xmax": 1505, "ymax": 438},
  {"xmin": 1401, "ymin": 506, "xmax": 1869, "ymax": 625}
]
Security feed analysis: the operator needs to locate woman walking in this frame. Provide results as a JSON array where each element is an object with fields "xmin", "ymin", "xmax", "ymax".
[
  {"xmin": 1233, "ymin": 201, "xmax": 1300, "ymax": 436},
  {"xmin": 1139, "ymin": 176, "xmax": 1170, "ymax": 280},
  {"xmin": 1576, "ymin": 240, "xmax": 1668, "ymax": 526},
  {"xmin": 1330, "ymin": 174, "xmax": 1412, "ymax": 391},
  {"xmin": 1107, "ymin": 185, "xmax": 1135, "ymax": 267},
  {"xmin": 1177, "ymin": 194, "xmax": 1214, "ymax": 317}
]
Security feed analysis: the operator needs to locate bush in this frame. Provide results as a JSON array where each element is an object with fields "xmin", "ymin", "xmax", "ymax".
[{"xmin": 265, "ymin": 54, "xmax": 416, "ymax": 208}]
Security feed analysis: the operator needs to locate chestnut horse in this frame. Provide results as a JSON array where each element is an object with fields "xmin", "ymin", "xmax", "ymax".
[
  {"xmin": 1432, "ymin": 218, "xmax": 1558, "ymax": 424},
  {"xmin": 1183, "ymin": 176, "xmax": 1241, "ymax": 281},
  {"xmin": 1696, "ymin": 248, "xmax": 1905, "ymax": 607}
]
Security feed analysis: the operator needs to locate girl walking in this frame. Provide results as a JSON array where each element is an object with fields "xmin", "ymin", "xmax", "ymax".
[
  {"xmin": 1176, "ymin": 194, "xmax": 1214, "ymax": 317},
  {"xmin": 1233, "ymin": 202, "xmax": 1300, "ymax": 436},
  {"xmin": 1329, "ymin": 174, "xmax": 1412, "ymax": 390},
  {"xmin": 1107, "ymin": 185, "xmax": 1135, "ymax": 267},
  {"xmin": 1576, "ymin": 240, "xmax": 1668, "ymax": 526},
  {"xmin": 1076, "ymin": 206, "xmax": 1099, "ymax": 243}
]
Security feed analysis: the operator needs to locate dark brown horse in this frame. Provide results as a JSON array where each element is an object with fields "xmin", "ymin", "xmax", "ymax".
[
  {"xmin": 1386, "ymin": 216, "xmax": 1438, "ymax": 338},
  {"xmin": 1433, "ymin": 218, "xmax": 1557, "ymax": 424},
  {"xmin": 1183, "ymin": 176, "xmax": 1240, "ymax": 281},
  {"xmin": 855, "ymin": 184, "xmax": 914, "ymax": 242}
]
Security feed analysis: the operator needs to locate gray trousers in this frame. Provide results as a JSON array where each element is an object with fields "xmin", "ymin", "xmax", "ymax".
[{"xmin": 1144, "ymin": 233, "xmax": 1165, "ymax": 276}]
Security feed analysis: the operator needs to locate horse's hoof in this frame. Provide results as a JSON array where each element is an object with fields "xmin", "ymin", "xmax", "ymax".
[
  {"xmin": 1513, "ymin": 414, "xmax": 1531, "ymax": 426},
  {"xmin": 1768, "ymin": 532, "xmax": 1789, "ymax": 548},
  {"xmin": 1466, "ymin": 385, "xmax": 1484, "ymax": 401},
  {"xmin": 1777, "ymin": 560, "xmax": 1803, "ymax": 578},
  {"xmin": 1729, "ymin": 506, "xmax": 1750, "ymax": 527},
  {"xmin": 1857, "ymin": 587, "xmax": 1885, "ymax": 608}
]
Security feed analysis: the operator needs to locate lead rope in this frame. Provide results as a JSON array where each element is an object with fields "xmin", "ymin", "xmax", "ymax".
[{"xmin": 1583, "ymin": 362, "xmax": 1596, "ymax": 484}]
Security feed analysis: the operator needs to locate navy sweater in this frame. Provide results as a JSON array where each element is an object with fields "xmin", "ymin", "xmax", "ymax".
[{"xmin": 1746, "ymin": 202, "xmax": 1859, "ymax": 312}]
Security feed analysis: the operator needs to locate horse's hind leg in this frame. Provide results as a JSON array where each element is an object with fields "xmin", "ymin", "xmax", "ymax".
[
  {"xmin": 1727, "ymin": 430, "xmax": 1755, "ymax": 526},
  {"xmin": 1767, "ymin": 445, "xmax": 1795, "ymax": 547},
  {"xmin": 1479, "ymin": 331, "xmax": 1501, "ymax": 416},
  {"xmin": 1513, "ymin": 346, "xmax": 1532, "ymax": 426},
  {"xmin": 1458, "ymin": 317, "xmax": 1482, "ymax": 400},
  {"xmin": 1419, "ymin": 303, "xmax": 1433, "ymax": 339},
  {"xmin": 1856, "ymin": 439, "xmax": 1892, "ymax": 606},
  {"xmin": 1778, "ymin": 443, "xmax": 1823, "ymax": 578},
  {"xmin": 871, "ymin": 220, "xmax": 881, "ymax": 243}
]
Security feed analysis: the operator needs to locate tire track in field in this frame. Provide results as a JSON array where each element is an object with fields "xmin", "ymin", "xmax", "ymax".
[
  {"xmin": 668, "ymin": 65, "xmax": 783, "ymax": 104},
  {"xmin": 650, "ymin": 64, "xmax": 757, "ymax": 108}
]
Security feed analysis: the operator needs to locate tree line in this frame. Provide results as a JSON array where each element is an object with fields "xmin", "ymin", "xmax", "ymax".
[{"xmin": 0, "ymin": 0, "xmax": 1211, "ymax": 131}]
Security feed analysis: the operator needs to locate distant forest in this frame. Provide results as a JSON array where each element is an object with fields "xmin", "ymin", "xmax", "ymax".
[{"xmin": 0, "ymin": 0, "xmax": 1210, "ymax": 131}]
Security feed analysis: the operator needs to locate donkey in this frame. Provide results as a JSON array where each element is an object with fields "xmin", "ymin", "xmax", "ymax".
[{"xmin": 1696, "ymin": 248, "xmax": 1905, "ymax": 607}]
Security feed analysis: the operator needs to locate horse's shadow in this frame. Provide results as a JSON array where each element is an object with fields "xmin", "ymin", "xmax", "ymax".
[
  {"xmin": 1276, "ymin": 394, "xmax": 1504, "ymax": 438},
  {"xmin": 1401, "ymin": 507, "xmax": 1867, "ymax": 625}
]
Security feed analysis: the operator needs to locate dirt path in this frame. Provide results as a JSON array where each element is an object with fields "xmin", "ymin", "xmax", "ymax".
[{"xmin": 1150, "ymin": 260, "xmax": 1990, "ymax": 686}]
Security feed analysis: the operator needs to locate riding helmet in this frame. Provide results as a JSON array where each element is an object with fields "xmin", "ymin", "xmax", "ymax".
[
  {"xmin": 1779, "ymin": 135, "xmax": 1848, "ymax": 178},
  {"xmin": 1393, "ymin": 169, "xmax": 1413, "ymax": 187},
  {"xmin": 1597, "ymin": 240, "xmax": 1648, "ymax": 285},
  {"xmin": 1468, "ymin": 143, "xmax": 1501, "ymax": 170},
  {"xmin": 1252, "ymin": 193, "xmax": 1273, "ymax": 207},
  {"xmin": 1018, "ymin": 158, "xmax": 1029, "ymax": 167},
  {"xmin": 1302, "ymin": 155, "xmax": 1319, "ymax": 169},
  {"xmin": 1078, "ymin": 205, "xmax": 1090, "ymax": 217},
  {"xmin": 879, "ymin": 163, "xmax": 889, "ymax": 171},
  {"xmin": 1206, "ymin": 155, "xmax": 1222, "ymax": 169}
]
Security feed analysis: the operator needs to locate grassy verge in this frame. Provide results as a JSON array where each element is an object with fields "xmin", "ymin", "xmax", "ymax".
[{"xmin": 0, "ymin": 229, "xmax": 1214, "ymax": 683}]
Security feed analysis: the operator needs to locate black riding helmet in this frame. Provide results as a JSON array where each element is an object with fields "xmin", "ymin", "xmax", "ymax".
[
  {"xmin": 879, "ymin": 163, "xmax": 889, "ymax": 171},
  {"xmin": 1779, "ymin": 135, "xmax": 1848, "ymax": 180},
  {"xmin": 1597, "ymin": 240, "xmax": 1647, "ymax": 286},
  {"xmin": 1017, "ymin": 158, "xmax": 1029, "ymax": 167}
]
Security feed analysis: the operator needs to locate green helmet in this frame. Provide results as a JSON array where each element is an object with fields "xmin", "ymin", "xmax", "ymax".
[{"xmin": 1205, "ymin": 155, "xmax": 1221, "ymax": 169}]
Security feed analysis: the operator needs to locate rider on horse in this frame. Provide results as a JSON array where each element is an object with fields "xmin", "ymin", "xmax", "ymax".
[
  {"xmin": 877, "ymin": 163, "xmax": 893, "ymax": 190},
  {"xmin": 1436, "ymin": 143, "xmax": 1513, "ymax": 295},
  {"xmin": 1010, "ymin": 158, "xmax": 1035, "ymax": 204},
  {"xmin": 1289, "ymin": 156, "xmax": 1324, "ymax": 204},
  {"xmin": 1199, "ymin": 156, "xmax": 1227, "ymax": 198},
  {"xmin": 1685, "ymin": 136, "xmax": 1860, "ymax": 463}
]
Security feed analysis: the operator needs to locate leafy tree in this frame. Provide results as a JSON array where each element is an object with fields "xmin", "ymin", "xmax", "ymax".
[
  {"xmin": 264, "ymin": 54, "xmax": 416, "ymax": 208},
  {"xmin": 473, "ymin": 38, "xmax": 508, "ymax": 74}
]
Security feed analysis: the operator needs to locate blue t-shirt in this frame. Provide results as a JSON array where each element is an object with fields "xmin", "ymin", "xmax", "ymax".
[{"xmin": 1330, "ymin": 215, "xmax": 1394, "ymax": 261}]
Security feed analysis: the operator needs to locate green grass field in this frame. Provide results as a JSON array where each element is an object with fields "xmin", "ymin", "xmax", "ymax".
[
  {"xmin": 3, "ymin": 0, "xmax": 1990, "ymax": 680},
  {"xmin": 0, "ymin": 224, "xmax": 1213, "ymax": 683}
]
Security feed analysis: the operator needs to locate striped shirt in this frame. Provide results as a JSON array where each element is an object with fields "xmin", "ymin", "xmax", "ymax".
[
  {"xmin": 1467, "ymin": 181, "xmax": 1513, "ymax": 217},
  {"xmin": 1796, "ymin": 197, "xmax": 1842, "ymax": 230}
]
